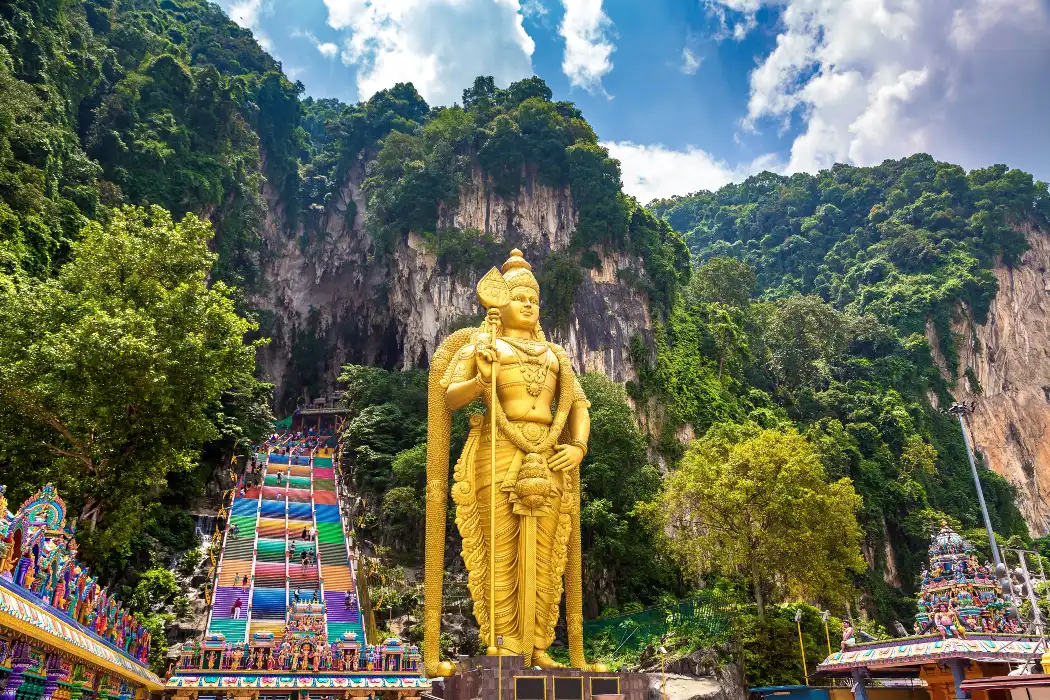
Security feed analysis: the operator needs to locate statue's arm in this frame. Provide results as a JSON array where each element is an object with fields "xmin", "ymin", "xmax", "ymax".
[
  {"xmin": 445, "ymin": 345, "xmax": 484, "ymax": 411},
  {"xmin": 569, "ymin": 371, "xmax": 591, "ymax": 447},
  {"xmin": 567, "ymin": 400, "xmax": 590, "ymax": 446},
  {"xmin": 551, "ymin": 373, "xmax": 591, "ymax": 472}
]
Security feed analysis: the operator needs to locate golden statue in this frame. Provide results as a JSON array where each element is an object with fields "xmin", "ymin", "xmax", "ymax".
[{"xmin": 424, "ymin": 249, "xmax": 600, "ymax": 675}]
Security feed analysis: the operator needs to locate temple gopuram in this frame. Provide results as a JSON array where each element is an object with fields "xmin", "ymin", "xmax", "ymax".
[
  {"xmin": 817, "ymin": 523, "xmax": 1045, "ymax": 700},
  {"xmin": 0, "ymin": 483, "xmax": 162, "ymax": 700},
  {"xmin": 166, "ymin": 422, "xmax": 428, "ymax": 700}
]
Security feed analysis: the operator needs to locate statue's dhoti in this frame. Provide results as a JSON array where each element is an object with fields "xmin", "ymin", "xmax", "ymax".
[{"xmin": 453, "ymin": 419, "xmax": 574, "ymax": 659}]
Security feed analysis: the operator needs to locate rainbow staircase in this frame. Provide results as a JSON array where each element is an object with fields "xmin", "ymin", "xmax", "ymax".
[{"xmin": 205, "ymin": 437, "xmax": 366, "ymax": 646}]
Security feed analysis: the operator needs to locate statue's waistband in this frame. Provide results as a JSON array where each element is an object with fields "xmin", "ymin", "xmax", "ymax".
[
  {"xmin": 480, "ymin": 419, "xmax": 554, "ymax": 440},
  {"xmin": 507, "ymin": 418, "xmax": 552, "ymax": 427}
]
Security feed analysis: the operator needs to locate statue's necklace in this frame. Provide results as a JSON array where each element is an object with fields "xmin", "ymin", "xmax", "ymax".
[{"xmin": 503, "ymin": 338, "xmax": 552, "ymax": 397}]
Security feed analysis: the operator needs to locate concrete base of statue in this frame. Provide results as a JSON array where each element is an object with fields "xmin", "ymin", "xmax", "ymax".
[{"xmin": 429, "ymin": 654, "xmax": 645, "ymax": 700}]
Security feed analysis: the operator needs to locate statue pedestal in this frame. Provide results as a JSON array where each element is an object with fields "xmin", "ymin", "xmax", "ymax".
[{"xmin": 429, "ymin": 655, "xmax": 645, "ymax": 700}]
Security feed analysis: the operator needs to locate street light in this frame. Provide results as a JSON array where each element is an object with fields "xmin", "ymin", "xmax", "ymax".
[
  {"xmin": 794, "ymin": 609, "xmax": 808, "ymax": 686},
  {"xmin": 947, "ymin": 402, "xmax": 1003, "ymax": 570},
  {"xmin": 820, "ymin": 610, "xmax": 832, "ymax": 656}
]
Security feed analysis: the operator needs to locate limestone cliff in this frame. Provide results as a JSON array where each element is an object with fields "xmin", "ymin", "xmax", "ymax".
[
  {"xmin": 933, "ymin": 222, "xmax": 1050, "ymax": 535},
  {"xmin": 250, "ymin": 163, "xmax": 650, "ymax": 409}
]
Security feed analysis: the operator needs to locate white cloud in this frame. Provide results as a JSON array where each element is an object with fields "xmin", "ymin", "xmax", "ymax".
[
  {"xmin": 709, "ymin": 0, "xmax": 1050, "ymax": 177},
  {"xmin": 255, "ymin": 30, "xmax": 274, "ymax": 52},
  {"xmin": 603, "ymin": 141, "xmax": 781, "ymax": 203},
  {"xmin": 293, "ymin": 29, "xmax": 340, "ymax": 60},
  {"xmin": 704, "ymin": 0, "xmax": 761, "ymax": 41},
  {"xmin": 681, "ymin": 47, "xmax": 702, "ymax": 75},
  {"xmin": 521, "ymin": 0, "xmax": 548, "ymax": 19},
  {"xmin": 228, "ymin": 0, "xmax": 264, "ymax": 28},
  {"xmin": 322, "ymin": 0, "xmax": 536, "ymax": 105},
  {"xmin": 316, "ymin": 42, "xmax": 339, "ymax": 58},
  {"xmin": 559, "ymin": 0, "xmax": 616, "ymax": 93}
]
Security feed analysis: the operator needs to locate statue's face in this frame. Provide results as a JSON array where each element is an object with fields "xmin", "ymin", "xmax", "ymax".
[{"xmin": 501, "ymin": 285, "xmax": 540, "ymax": 332}]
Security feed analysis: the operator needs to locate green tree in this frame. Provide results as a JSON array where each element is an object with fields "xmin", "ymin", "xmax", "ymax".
[
  {"xmin": 692, "ymin": 257, "xmax": 756, "ymax": 309},
  {"xmin": 0, "ymin": 205, "xmax": 261, "ymax": 561},
  {"xmin": 662, "ymin": 423, "xmax": 865, "ymax": 619},
  {"xmin": 382, "ymin": 486, "xmax": 425, "ymax": 547},
  {"xmin": 129, "ymin": 568, "xmax": 180, "ymax": 613},
  {"xmin": 578, "ymin": 373, "xmax": 678, "ymax": 610},
  {"xmin": 764, "ymin": 295, "xmax": 848, "ymax": 390}
]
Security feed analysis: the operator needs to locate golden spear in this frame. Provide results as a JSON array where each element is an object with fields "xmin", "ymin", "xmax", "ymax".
[{"xmin": 476, "ymin": 267, "xmax": 510, "ymax": 654}]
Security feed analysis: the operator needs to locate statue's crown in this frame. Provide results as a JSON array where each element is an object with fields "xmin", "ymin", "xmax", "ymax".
[
  {"xmin": 501, "ymin": 248, "xmax": 532, "ymax": 274},
  {"xmin": 500, "ymin": 248, "xmax": 538, "ymax": 293}
]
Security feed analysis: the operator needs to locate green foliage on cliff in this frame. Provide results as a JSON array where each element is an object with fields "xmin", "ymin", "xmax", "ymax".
[
  {"xmin": 635, "ymin": 157, "xmax": 1048, "ymax": 623},
  {"xmin": 651, "ymin": 155, "xmax": 1050, "ymax": 370},
  {"xmin": 0, "ymin": 0, "xmax": 301, "ymax": 289},
  {"xmin": 305, "ymin": 74, "xmax": 689, "ymax": 318},
  {"xmin": 633, "ymin": 252, "xmax": 1028, "ymax": 623}
]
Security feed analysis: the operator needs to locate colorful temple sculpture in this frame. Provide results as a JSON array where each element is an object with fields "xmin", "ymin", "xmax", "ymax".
[
  {"xmin": 0, "ymin": 483, "xmax": 162, "ymax": 700},
  {"xmin": 167, "ymin": 417, "xmax": 428, "ymax": 699},
  {"xmin": 817, "ymin": 523, "xmax": 1045, "ymax": 700}
]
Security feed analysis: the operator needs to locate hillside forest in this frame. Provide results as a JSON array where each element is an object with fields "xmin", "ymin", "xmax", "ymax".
[{"xmin": 1, "ymin": 0, "xmax": 1050, "ymax": 684}]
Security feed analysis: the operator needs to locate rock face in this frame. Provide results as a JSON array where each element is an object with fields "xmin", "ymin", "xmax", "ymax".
[
  {"xmin": 251, "ymin": 162, "xmax": 650, "ymax": 409},
  {"xmin": 937, "ymin": 221, "xmax": 1050, "ymax": 534},
  {"xmin": 646, "ymin": 673, "xmax": 744, "ymax": 700}
]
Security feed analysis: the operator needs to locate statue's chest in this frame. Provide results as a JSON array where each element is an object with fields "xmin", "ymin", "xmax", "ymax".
[{"xmin": 496, "ymin": 342, "xmax": 559, "ymax": 396}]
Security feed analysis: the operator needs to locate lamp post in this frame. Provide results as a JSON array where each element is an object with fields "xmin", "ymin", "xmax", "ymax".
[
  {"xmin": 794, "ymin": 609, "xmax": 808, "ymax": 686},
  {"xmin": 820, "ymin": 610, "xmax": 832, "ymax": 656},
  {"xmin": 947, "ymin": 403, "xmax": 1003, "ymax": 570}
]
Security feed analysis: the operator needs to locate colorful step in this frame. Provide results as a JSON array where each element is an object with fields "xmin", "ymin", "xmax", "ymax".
[
  {"xmin": 209, "ymin": 618, "xmax": 248, "ymax": 643},
  {"xmin": 251, "ymin": 587, "xmax": 287, "ymax": 619}
]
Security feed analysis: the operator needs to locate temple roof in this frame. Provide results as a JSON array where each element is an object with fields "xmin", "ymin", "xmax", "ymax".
[
  {"xmin": 817, "ymin": 521, "xmax": 1042, "ymax": 674},
  {"xmin": 817, "ymin": 635, "xmax": 1044, "ymax": 673},
  {"xmin": 0, "ymin": 577, "xmax": 162, "ymax": 690}
]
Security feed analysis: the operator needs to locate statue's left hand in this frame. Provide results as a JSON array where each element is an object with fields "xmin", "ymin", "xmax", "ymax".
[{"xmin": 549, "ymin": 444, "xmax": 585, "ymax": 472}]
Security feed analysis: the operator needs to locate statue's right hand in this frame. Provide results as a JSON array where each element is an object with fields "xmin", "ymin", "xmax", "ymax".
[{"xmin": 476, "ymin": 343, "xmax": 498, "ymax": 382}]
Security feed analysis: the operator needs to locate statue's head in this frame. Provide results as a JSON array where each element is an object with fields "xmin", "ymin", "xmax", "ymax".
[{"xmin": 500, "ymin": 249, "xmax": 540, "ymax": 334}]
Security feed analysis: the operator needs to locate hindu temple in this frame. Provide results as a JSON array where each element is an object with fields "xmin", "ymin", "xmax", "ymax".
[
  {"xmin": 165, "ymin": 415, "xmax": 428, "ymax": 700},
  {"xmin": 817, "ymin": 523, "xmax": 1045, "ymax": 700},
  {"xmin": 0, "ymin": 483, "xmax": 162, "ymax": 700}
]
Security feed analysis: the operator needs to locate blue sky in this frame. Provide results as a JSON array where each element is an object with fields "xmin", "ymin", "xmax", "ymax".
[{"xmin": 220, "ymin": 0, "xmax": 1050, "ymax": 202}]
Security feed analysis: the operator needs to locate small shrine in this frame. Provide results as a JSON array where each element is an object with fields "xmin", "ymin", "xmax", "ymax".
[
  {"xmin": 171, "ymin": 604, "xmax": 423, "ymax": 697},
  {"xmin": 914, "ymin": 524, "xmax": 1018, "ymax": 636},
  {"xmin": 817, "ymin": 523, "xmax": 1045, "ymax": 700},
  {"xmin": 0, "ymin": 483, "xmax": 162, "ymax": 700}
]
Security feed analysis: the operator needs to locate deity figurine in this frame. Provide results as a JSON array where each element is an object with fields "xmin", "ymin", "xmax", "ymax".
[
  {"xmin": 424, "ymin": 250, "xmax": 600, "ymax": 675},
  {"xmin": 933, "ymin": 605, "xmax": 966, "ymax": 639}
]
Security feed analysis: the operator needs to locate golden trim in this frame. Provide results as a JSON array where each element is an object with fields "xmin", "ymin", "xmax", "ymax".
[
  {"xmin": 513, "ymin": 674, "xmax": 547, "ymax": 700},
  {"xmin": 0, "ymin": 603, "xmax": 162, "ymax": 691}
]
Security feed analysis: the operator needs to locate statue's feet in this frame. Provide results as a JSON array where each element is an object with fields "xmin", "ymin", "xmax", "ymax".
[
  {"xmin": 532, "ymin": 651, "xmax": 565, "ymax": 669},
  {"xmin": 485, "ymin": 647, "xmax": 518, "ymax": 657}
]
